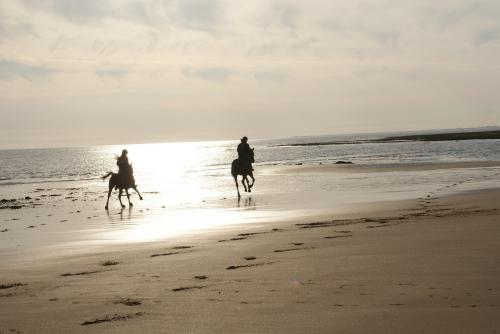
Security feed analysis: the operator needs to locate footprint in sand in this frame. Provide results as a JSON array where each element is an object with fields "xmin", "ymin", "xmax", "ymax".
[
  {"xmin": 194, "ymin": 275, "xmax": 208, "ymax": 280},
  {"xmin": 114, "ymin": 297, "xmax": 142, "ymax": 306},
  {"xmin": 81, "ymin": 312, "xmax": 143, "ymax": 326},
  {"xmin": 60, "ymin": 270, "xmax": 103, "ymax": 277},
  {"xmin": 100, "ymin": 260, "xmax": 120, "ymax": 266},
  {"xmin": 244, "ymin": 256, "xmax": 256, "ymax": 261},
  {"xmin": 172, "ymin": 286, "xmax": 205, "ymax": 292},
  {"xmin": 0, "ymin": 282, "xmax": 27, "ymax": 289},
  {"xmin": 226, "ymin": 262, "xmax": 276, "ymax": 270},
  {"xmin": 150, "ymin": 251, "xmax": 180, "ymax": 258},
  {"xmin": 238, "ymin": 232, "xmax": 267, "ymax": 237}
]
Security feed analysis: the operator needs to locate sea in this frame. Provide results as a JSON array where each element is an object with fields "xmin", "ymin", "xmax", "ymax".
[
  {"xmin": 1, "ymin": 133, "xmax": 500, "ymax": 195},
  {"xmin": 1, "ymin": 132, "xmax": 500, "ymax": 256}
]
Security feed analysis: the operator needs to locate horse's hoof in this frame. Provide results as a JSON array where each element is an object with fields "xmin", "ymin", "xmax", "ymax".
[
  {"xmin": 140, "ymin": 197, "xmax": 143, "ymax": 200},
  {"xmin": 105, "ymin": 206, "xmax": 108, "ymax": 210},
  {"xmin": 121, "ymin": 205, "xmax": 125, "ymax": 208},
  {"xmin": 130, "ymin": 203, "xmax": 134, "ymax": 207}
]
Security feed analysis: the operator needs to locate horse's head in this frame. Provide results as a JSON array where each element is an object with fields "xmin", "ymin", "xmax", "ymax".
[{"xmin": 250, "ymin": 148, "xmax": 255, "ymax": 163}]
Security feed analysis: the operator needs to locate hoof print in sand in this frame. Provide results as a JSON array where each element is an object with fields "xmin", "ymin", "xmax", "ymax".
[
  {"xmin": 172, "ymin": 286, "xmax": 205, "ymax": 292},
  {"xmin": 226, "ymin": 262, "xmax": 275, "ymax": 270},
  {"xmin": 150, "ymin": 252, "xmax": 180, "ymax": 258},
  {"xmin": 194, "ymin": 275, "xmax": 208, "ymax": 280},
  {"xmin": 244, "ymin": 256, "xmax": 256, "ymax": 261},
  {"xmin": 229, "ymin": 237, "xmax": 247, "ymax": 241},
  {"xmin": 100, "ymin": 260, "xmax": 120, "ymax": 266},
  {"xmin": 81, "ymin": 312, "xmax": 143, "ymax": 326},
  {"xmin": 238, "ymin": 232, "xmax": 267, "ymax": 237},
  {"xmin": 114, "ymin": 297, "xmax": 142, "ymax": 306},
  {"xmin": 324, "ymin": 235, "xmax": 353, "ymax": 239},
  {"xmin": 0, "ymin": 282, "xmax": 27, "ymax": 290},
  {"xmin": 274, "ymin": 247, "xmax": 314, "ymax": 253},
  {"xmin": 60, "ymin": 270, "xmax": 102, "ymax": 277},
  {"xmin": 171, "ymin": 245, "xmax": 194, "ymax": 250}
]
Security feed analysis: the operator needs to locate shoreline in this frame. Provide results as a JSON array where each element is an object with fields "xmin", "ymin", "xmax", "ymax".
[
  {"xmin": 272, "ymin": 130, "xmax": 500, "ymax": 147},
  {"xmin": 2, "ymin": 160, "xmax": 500, "ymax": 263}
]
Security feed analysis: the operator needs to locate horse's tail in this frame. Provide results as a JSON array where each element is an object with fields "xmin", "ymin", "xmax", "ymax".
[
  {"xmin": 231, "ymin": 159, "xmax": 239, "ymax": 176},
  {"xmin": 101, "ymin": 172, "xmax": 113, "ymax": 180}
]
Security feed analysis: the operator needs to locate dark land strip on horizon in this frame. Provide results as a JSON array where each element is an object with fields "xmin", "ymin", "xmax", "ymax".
[{"xmin": 272, "ymin": 130, "xmax": 500, "ymax": 147}]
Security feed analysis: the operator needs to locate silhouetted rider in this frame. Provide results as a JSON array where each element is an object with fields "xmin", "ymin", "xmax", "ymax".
[
  {"xmin": 237, "ymin": 136, "xmax": 254, "ymax": 173},
  {"xmin": 116, "ymin": 149, "xmax": 136, "ymax": 187}
]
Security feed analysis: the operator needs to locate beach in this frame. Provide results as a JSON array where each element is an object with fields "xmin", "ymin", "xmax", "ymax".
[{"xmin": 2, "ymin": 162, "xmax": 500, "ymax": 333}]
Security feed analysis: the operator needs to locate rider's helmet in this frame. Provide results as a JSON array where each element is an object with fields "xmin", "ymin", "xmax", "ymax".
[
  {"xmin": 122, "ymin": 149, "xmax": 128, "ymax": 155},
  {"xmin": 241, "ymin": 136, "xmax": 248, "ymax": 143}
]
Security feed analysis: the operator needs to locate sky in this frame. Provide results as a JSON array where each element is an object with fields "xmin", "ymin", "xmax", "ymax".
[{"xmin": 1, "ymin": 0, "xmax": 500, "ymax": 148}]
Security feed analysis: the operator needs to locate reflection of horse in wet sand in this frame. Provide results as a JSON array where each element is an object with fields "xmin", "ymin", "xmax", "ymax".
[
  {"xmin": 102, "ymin": 165, "xmax": 143, "ymax": 210},
  {"xmin": 231, "ymin": 148, "xmax": 255, "ymax": 198}
]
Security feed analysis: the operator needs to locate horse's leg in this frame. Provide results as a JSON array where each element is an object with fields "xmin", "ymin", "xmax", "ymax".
[
  {"xmin": 125, "ymin": 188, "xmax": 133, "ymax": 207},
  {"xmin": 132, "ymin": 186, "xmax": 143, "ymax": 200},
  {"xmin": 248, "ymin": 172, "xmax": 255, "ymax": 191},
  {"xmin": 241, "ymin": 175, "xmax": 248, "ymax": 192},
  {"xmin": 105, "ymin": 182, "xmax": 113, "ymax": 210},
  {"xmin": 234, "ymin": 175, "xmax": 241, "ymax": 198},
  {"xmin": 118, "ymin": 188, "xmax": 125, "ymax": 208}
]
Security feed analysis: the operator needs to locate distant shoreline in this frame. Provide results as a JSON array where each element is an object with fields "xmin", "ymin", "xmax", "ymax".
[{"xmin": 274, "ymin": 130, "xmax": 500, "ymax": 147}]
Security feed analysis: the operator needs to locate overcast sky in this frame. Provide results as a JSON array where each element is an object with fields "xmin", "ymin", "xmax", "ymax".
[{"xmin": 1, "ymin": 0, "xmax": 500, "ymax": 148}]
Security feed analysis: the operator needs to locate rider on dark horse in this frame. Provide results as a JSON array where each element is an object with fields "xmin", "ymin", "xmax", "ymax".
[
  {"xmin": 237, "ymin": 136, "xmax": 254, "ymax": 173},
  {"xmin": 116, "ymin": 149, "xmax": 136, "ymax": 188}
]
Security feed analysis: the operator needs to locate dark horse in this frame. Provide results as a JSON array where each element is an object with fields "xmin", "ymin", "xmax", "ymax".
[
  {"xmin": 102, "ymin": 164, "xmax": 143, "ymax": 210},
  {"xmin": 231, "ymin": 148, "xmax": 255, "ymax": 198}
]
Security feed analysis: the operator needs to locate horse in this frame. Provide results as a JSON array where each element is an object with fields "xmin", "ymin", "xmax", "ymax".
[
  {"xmin": 231, "ymin": 148, "xmax": 255, "ymax": 198},
  {"xmin": 102, "ymin": 164, "xmax": 143, "ymax": 210}
]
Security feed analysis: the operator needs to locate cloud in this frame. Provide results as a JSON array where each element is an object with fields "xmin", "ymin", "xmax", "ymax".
[
  {"xmin": 95, "ymin": 68, "xmax": 129, "ymax": 79},
  {"xmin": 176, "ymin": 0, "xmax": 223, "ymax": 30},
  {"xmin": 254, "ymin": 70, "xmax": 288, "ymax": 83},
  {"xmin": 0, "ymin": 60, "xmax": 53, "ymax": 80},
  {"xmin": 0, "ymin": 10, "xmax": 36, "ymax": 39},
  {"xmin": 182, "ymin": 66, "xmax": 234, "ymax": 82},
  {"xmin": 274, "ymin": 3, "xmax": 301, "ymax": 31},
  {"xmin": 474, "ymin": 28, "xmax": 500, "ymax": 46},
  {"xmin": 21, "ymin": 0, "xmax": 112, "ymax": 23}
]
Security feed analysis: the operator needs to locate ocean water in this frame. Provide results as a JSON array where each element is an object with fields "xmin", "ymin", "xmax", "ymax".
[
  {"xmin": 2, "ymin": 135, "xmax": 500, "ymax": 187},
  {"xmin": 1, "ymin": 134, "xmax": 500, "ymax": 254}
]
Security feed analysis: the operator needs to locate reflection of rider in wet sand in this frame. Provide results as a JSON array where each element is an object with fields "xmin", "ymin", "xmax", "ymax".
[{"xmin": 116, "ymin": 149, "xmax": 136, "ymax": 188}]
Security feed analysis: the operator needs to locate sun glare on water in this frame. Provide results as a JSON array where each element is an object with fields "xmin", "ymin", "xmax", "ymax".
[{"xmin": 97, "ymin": 141, "xmax": 275, "ymax": 243}]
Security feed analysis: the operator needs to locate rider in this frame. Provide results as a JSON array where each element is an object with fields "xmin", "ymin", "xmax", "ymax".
[
  {"xmin": 237, "ymin": 136, "xmax": 253, "ymax": 173},
  {"xmin": 116, "ymin": 149, "xmax": 135, "ymax": 187}
]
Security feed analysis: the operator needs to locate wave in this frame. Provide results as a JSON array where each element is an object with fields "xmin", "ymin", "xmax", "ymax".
[{"xmin": 0, "ymin": 176, "xmax": 101, "ymax": 187}]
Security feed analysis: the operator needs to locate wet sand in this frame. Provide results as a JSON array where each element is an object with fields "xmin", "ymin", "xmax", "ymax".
[{"xmin": 1, "ymin": 164, "xmax": 500, "ymax": 333}]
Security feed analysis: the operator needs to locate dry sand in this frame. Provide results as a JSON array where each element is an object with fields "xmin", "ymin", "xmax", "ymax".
[{"xmin": 2, "ymin": 182, "xmax": 500, "ymax": 333}]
